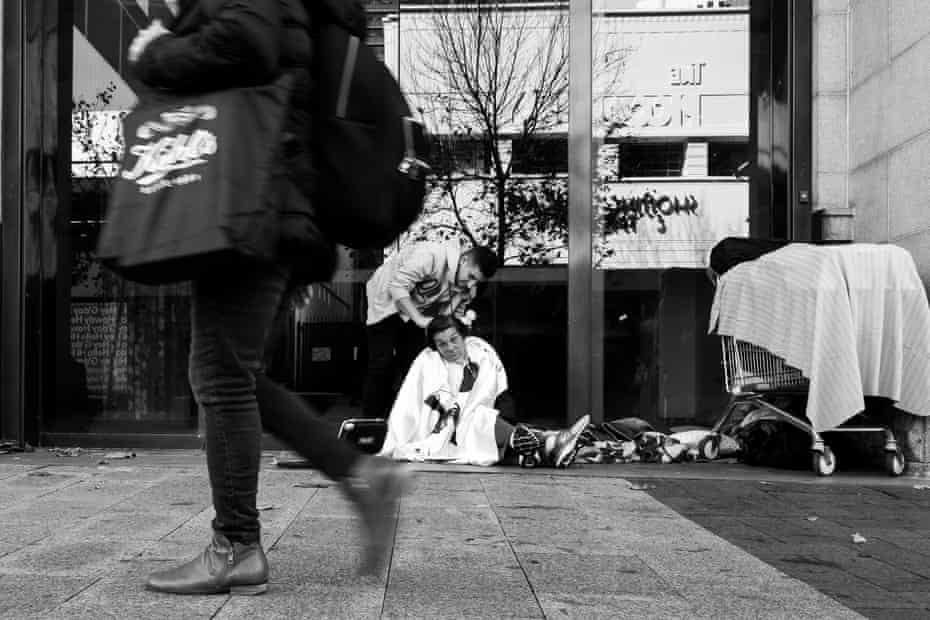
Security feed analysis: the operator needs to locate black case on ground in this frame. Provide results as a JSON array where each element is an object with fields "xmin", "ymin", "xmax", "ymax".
[{"xmin": 338, "ymin": 418, "xmax": 387, "ymax": 454}]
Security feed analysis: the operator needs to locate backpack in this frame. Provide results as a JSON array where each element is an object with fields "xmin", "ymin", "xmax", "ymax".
[
  {"xmin": 309, "ymin": 2, "xmax": 430, "ymax": 249},
  {"xmin": 732, "ymin": 419, "xmax": 811, "ymax": 470}
]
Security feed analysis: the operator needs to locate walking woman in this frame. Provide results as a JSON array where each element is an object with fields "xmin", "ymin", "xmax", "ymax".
[{"xmin": 128, "ymin": 0, "xmax": 411, "ymax": 595}]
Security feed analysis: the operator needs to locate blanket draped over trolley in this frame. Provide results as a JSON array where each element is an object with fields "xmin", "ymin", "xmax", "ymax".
[{"xmin": 709, "ymin": 243, "xmax": 930, "ymax": 432}]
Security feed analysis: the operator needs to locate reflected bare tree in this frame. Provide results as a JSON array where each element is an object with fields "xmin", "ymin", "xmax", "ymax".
[{"xmin": 401, "ymin": 1, "xmax": 629, "ymax": 264}]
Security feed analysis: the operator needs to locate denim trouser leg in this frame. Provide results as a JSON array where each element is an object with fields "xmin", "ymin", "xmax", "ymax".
[{"xmin": 189, "ymin": 264, "xmax": 361, "ymax": 545}]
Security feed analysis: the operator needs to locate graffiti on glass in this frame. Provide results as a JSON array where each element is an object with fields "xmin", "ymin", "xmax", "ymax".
[{"xmin": 598, "ymin": 189, "xmax": 699, "ymax": 235}]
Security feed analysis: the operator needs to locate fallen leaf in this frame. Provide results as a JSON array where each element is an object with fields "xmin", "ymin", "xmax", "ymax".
[{"xmin": 852, "ymin": 533, "xmax": 867, "ymax": 544}]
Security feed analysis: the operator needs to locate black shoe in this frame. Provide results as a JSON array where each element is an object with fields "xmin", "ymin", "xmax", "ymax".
[
  {"xmin": 343, "ymin": 456, "xmax": 413, "ymax": 576},
  {"xmin": 145, "ymin": 534, "xmax": 268, "ymax": 595}
]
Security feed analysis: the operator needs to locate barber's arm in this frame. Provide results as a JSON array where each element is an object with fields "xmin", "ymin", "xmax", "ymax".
[
  {"xmin": 388, "ymin": 250, "xmax": 437, "ymax": 329},
  {"xmin": 394, "ymin": 297, "xmax": 431, "ymax": 330}
]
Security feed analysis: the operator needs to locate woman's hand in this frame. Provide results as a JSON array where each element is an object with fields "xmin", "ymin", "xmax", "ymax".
[{"xmin": 128, "ymin": 20, "xmax": 171, "ymax": 63}]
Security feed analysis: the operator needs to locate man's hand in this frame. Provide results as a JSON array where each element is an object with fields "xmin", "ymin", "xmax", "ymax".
[
  {"xmin": 460, "ymin": 310, "xmax": 477, "ymax": 328},
  {"xmin": 288, "ymin": 285, "xmax": 313, "ymax": 310},
  {"xmin": 128, "ymin": 20, "xmax": 170, "ymax": 63},
  {"xmin": 394, "ymin": 296, "xmax": 431, "ymax": 330}
]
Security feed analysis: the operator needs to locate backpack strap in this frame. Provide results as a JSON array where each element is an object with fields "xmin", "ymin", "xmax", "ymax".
[{"xmin": 304, "ymin": 0, "xmax": 367, "ymax": 38}]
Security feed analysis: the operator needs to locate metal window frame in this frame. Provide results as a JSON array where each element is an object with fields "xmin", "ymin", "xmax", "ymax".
[
  {"xmin": 0, "ymin": 0, "xmax": 24, "ymax": 444},
  {"xmin": 567, "ymin": 0, "xmax": 594, "ymax": 421},
  {"xmin": 1, "ymin": 0, "xmax": 68, "ymax": 446}
]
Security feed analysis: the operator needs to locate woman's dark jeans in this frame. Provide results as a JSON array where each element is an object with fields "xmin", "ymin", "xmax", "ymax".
[{"xmin": 189, "ymin": 263, "xmax": 362, "ymax": 545}]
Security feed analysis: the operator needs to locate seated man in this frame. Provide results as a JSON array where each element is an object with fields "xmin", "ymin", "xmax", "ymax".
[{"xmin": 378, "ymin": 315, "xmax": 589, "ymax": 467}]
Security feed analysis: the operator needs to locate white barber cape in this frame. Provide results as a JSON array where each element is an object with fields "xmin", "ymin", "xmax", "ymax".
[{"xmin": 378, "ymin": 337, "xmax": 507, "ymax": 466}]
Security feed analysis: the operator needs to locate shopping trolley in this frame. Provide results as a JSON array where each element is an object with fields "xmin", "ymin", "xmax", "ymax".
[{"xmin": 698, "ymin": 336, "xmax": 906, "ymax": 476}]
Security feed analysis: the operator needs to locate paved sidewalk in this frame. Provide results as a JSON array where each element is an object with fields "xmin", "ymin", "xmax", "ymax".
[
  {"xmin": 0, "ymin": 450, "xmax": 926, "ymax": 619},
  {"xmin": 645, "ymin": 478, "xmax": 930, "ymax": 619}
]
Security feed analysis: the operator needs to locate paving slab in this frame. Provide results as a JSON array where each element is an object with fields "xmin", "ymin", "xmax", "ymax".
[
  {"xmin": 0, "ymin": 538, "xmax": 135, "ymax": 578},
  {"xmin": 215, "ymin": 583, "xmax": 386, "ymax": 620},
  {"xmin": 534, "ymin": 592, "xmax": 692, "ymax": 620},
  {"xmin": 0, "ymin": 573, "xmax": 98, "ymax": 617},
  {"xmin": 40, "ymin": 559, "xmax": 227, "ymax": 620},
  {"xmin": 2, "ymin": 452, "xmax": 919, "ymax": 618},
  {"xmin": 520, "ymin": 553, "xmax": 669, "ymax": 598},
  {"xmin": 381, "ymin": 566, "xmax": 542, "ymax": 619},
  {"xmin": 260, "ymin": 545, "xmax": 384, "ymax": 587}
]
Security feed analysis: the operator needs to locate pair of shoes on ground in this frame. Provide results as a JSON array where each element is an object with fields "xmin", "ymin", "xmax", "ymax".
[
  {"xmin": 511, "ymin": 414, "xmax": 591, "ymax": 468},
  {"xmin": 145, "ymin": 456, "xmax": 413, "ymax": 595}
]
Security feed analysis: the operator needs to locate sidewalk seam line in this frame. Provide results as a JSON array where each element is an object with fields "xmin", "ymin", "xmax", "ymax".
[
  {"xmin": 479, "ymin": 476, "xmax": 546, "ymax": 619},
  {"xmin": 379, "ymin": 490, "xmax": 403, "ymax": 620}
]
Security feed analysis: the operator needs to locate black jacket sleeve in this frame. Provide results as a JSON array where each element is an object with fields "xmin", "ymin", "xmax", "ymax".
[
  {"xmin": 310, "ymin": 0, "xmax": 367, "ymax": 38},
  {"xmin": 134, "ymin": 0, "xmax": 283, "ymax": 93}
]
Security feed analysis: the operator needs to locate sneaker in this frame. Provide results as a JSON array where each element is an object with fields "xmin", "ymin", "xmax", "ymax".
[
  {"xmin": 539, "ymin": 414, "xmax": 591, "ymax": 468},
  {"xmin": 510, "ymin": 423, "xmax": 542, "ymax": 455},
  {"xmin": 343, "ymin": 455, "xmax": 414, "ymax": 576}
]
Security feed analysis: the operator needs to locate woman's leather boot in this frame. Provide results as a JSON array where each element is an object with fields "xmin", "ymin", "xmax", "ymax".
[
  {"xmin": 145, "ymin": 533, "xmax": 268, "ymax": 595},
  {"xmin": 342, "ymin": 455, "xmax": 413, "ymax": 576}
]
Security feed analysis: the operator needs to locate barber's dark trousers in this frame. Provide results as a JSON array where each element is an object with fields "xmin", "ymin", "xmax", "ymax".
[
  {"xmin": 189, "ymin": 263, "xmax": 361, "ymax": 545},
  {"xmin": 360, "ymin": 314, "xmax": 426, "ymax": 419}
]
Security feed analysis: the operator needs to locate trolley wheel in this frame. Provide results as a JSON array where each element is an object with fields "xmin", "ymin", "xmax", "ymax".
[
  {"xmin": 885, "ymin": 449, "xmax": 906, "ymax": 477},
  {"xmin": 813, "ymin": 446, "xmax": 836, "ymax": 476},
  {"xmin": 697, "ymin": 435, "xmax": 720, "ymax": 461}
]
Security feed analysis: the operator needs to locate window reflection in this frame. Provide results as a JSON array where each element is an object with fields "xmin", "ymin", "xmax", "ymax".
[
  {"xmin": 58, "ymin": 0, "xmax": 195, "ymax": 434},
  {"xmin": 384, "ymin": 1, "xmax": 573, "ymax": 424},
  {"xmin": 593, "ymin": 0, "xmax": 749, "ymax": 429}
]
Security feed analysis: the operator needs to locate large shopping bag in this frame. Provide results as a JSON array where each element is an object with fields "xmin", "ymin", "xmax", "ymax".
[{"xmin": 97, "ymin": 77, "xmax": 291, "ymax": 285}]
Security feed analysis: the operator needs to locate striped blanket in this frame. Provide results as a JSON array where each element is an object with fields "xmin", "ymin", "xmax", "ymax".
[{"xmin": 709, "ymin": 243, "xmax": 930, "ymax": 431}]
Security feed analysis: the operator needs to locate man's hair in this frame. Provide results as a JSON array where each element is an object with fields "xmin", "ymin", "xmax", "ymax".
[
  {"xmin": 465, "ymin": 246, "xmax": 499, "ymax": 279},
  {"xmin": 426, "ymin": 315, "xmax": 468, "ymax": 350}
]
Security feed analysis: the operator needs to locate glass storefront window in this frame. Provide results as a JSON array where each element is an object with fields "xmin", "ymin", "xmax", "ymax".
[
  {"xmin": 31, "ymin": 0, "xmax": 762, "ymax": 442},
  {"xmin": 50, "ymin": 0, "xmax": 195, "ymax": 437},
  {"xmin": 381, "ymin": 1, "xmax": 571, "ymax": 425},
  {"xmin": 592, "ymin": 0, "xmax": 751, "ymax": 428}
]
